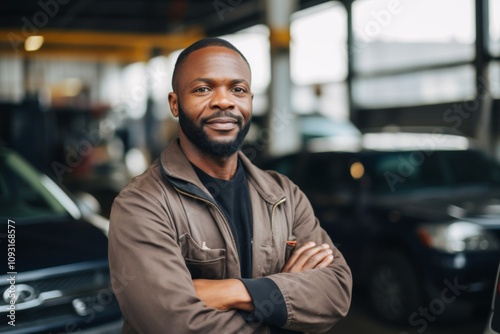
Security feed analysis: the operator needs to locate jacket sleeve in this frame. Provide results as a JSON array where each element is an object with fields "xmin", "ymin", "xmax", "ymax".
[
  {"xmin": 108, "ymin": 183, "xmax": 262, "ymax": 334},
  {"xmin": 265, "ymin": 175, "xmax": 353, "ymax": 334}
]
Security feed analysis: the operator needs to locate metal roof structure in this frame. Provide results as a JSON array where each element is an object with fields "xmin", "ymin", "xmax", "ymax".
[{"xmin": 0, "ymin": 0, "xmax": 332, "ymax": 62}]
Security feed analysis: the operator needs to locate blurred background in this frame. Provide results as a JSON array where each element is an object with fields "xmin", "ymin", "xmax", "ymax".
[{"xmin": 0, "ymin": 0, "xmax": 499, "ymax": 333}]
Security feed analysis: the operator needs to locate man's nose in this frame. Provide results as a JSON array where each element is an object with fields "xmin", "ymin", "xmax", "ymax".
[{"xmin": 209, "ymin": 88, "xmax": 235, "ymax": 110}]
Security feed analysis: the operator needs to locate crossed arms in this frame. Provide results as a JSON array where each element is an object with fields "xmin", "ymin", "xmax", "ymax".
[
  {"xmin": 109, "ymin": 177, "xmax": 352, "ymax": 333},
  {"xmin": 193, "ymin": 242, "xmax": 335, "ymax": 312}
]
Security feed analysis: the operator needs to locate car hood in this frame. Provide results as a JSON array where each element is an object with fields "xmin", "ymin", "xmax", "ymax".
[
  {"xmin": 3, "ymin": 217, "xmax": 109, "ymax": 272},
  {"xmin": 372, "ymin": 187, "xmax": 500, "ymax": 226}
]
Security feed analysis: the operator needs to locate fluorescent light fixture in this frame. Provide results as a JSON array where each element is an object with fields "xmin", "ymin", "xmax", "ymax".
[
  {"xmin": 362, "ymin": 133, "xmax": 469, "ymax": 151},
  {"xmin": 25, "ymin": 35, "xmax": 44, "ymax": 51}
]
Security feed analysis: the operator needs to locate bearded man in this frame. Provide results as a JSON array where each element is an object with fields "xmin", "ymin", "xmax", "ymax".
[{"xmin": 108, "ymin": 37, "xmax": 352, "ymax": 334}]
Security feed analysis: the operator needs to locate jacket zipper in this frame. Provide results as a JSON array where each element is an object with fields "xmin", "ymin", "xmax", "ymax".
[
  {"xmin": 173, "ymin": 186, "xmax": 240, "ymax": 272},
  {"xmin": 271, "ymin": 197, "xmax": 287, "ymax": 235}
]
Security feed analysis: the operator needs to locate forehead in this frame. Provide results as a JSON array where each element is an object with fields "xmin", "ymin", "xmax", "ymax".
[{"xmin": 178, "ymin": 46, "xmax": 251, "ymax": 85}]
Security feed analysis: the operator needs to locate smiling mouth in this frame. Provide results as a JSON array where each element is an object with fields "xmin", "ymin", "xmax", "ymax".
[{"xmin": 204, "ymin": 117, "xmax": 240, "ymax": 131}]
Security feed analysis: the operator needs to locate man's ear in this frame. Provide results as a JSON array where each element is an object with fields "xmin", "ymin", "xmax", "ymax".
[{"xmin": 168, "ymin": 92, "xmax": 179, "ymax": 117}]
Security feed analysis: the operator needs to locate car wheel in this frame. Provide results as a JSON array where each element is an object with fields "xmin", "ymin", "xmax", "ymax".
[{"xmin": 368, "ymin": 251, "xmax": 422, "ymax": 323}]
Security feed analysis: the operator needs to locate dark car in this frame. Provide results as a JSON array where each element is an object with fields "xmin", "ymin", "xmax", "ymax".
[
  {"xmin": 261, "ymin": 132, "xmax": 500, "ymax": 324},
  {"xmin": 0, "ymin": 146, "xmax": 122, "ymax": 333}
]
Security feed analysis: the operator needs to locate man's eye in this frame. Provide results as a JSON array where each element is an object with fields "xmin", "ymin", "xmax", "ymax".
[
  {"xmin": 232, "ymin": 87, "xmax": 246, "ymax": 93},
  {"xmin": 194, "ymin": 87, "xmax": 210, "ymax": 93}
]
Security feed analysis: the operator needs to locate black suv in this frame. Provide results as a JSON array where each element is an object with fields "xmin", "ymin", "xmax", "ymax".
[
  {"xmin": 0, "ymin": 147, "xmax": 122, "ymax": 333},
  {"xmin": 261, "ymin": 133, "xmax": 500, "ymax": 324}
]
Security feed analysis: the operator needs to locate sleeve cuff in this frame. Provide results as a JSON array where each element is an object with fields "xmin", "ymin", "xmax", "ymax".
[{"xmin": 239, "ymin": 277, "xmax": 287, "ymax": 328}]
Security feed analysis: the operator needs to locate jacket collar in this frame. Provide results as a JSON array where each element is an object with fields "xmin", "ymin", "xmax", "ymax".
[{"xmin": 159, "ymin": 138, "xmax": 285, "ymax": 204}]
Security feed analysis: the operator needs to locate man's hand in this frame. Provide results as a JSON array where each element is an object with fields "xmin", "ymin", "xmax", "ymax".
[
  {"xmin": 193, "ymin": 278, "xmax": 254, "ymax": 312},
  {"xmin": 282, "ymin": 242, "xmax": 334, "ymax": 273},
  {"xmin": 193, "ymin": 242, "xmax": 333, "ymax": 311}
]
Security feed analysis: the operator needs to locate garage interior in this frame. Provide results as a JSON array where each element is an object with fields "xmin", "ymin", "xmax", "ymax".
[{"xmin": 0, "ymin": 0, "xmax": 499, "ymax": 333}]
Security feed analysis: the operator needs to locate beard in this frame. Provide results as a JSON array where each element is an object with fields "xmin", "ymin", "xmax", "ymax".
[{"xmin": 177, "ymin": 102, "xmax": 251, "ymax": 158}]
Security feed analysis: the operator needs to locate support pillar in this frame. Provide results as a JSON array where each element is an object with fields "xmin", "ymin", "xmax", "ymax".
[
  {"xmin": 474, "ymin": 0, "xmax": 493, "ymax": 152},
  {"xmin": 264, "ymin": 0, "xmax": 300, "ymax": 155}
]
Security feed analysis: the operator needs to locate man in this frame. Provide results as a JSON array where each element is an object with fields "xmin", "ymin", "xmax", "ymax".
[{"xmin": 109, "ymin": 38, "xmax": 352, "ymax": 334}]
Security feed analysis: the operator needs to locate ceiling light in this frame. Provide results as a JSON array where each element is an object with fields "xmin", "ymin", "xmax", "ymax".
[{"xmin": 24, "ymin": 35, "xmax": 44, "ymax": 51}]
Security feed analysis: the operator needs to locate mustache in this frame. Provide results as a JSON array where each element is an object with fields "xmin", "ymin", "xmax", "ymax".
[{"xmin": 201, "ymin": 110, "xmax": 242, "ymax": 125}]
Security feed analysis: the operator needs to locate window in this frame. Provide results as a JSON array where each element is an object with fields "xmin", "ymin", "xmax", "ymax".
[
  {"xmin": 291, "ymin": 2, "xmax": 347, "ymax": 84},
  {"xmin": 353, "ymin": 65, "xmax": 475, "ymax": 107},
  {"xmin": 0, "ymin": 57, "xmax": 23, "ymax": 103},
  {"xmin": 353, "ymin": 0, "xmax": 475, "ymax": 74},
  {"xmin": 442, "ymin": 150, "xmax": 500, "ymax": 185},
  {"xmin": 368, "ymin": 151, "xmax": 448, "ymax": 193},
  {"xmin": 489, "ymin": 62, "xmax": 500, "ymax": 98},
  {"xmin": 0, "ymin": 149, "xmax": 68, "ymax": 219},
  {"xmin": 290, "ymin": 2, "xmax": 348, "ymax": 119},
  {"xmin": 292, "ymin": 83, "xmax": 349, "ymax": 119},
  {"xmin": 352, "ymin": 0, "xmax": 476, "ymax": 107},
  {"xmin": 121, "ymin": 62, "xmax": 148, "ymax": 119},
  {"xmin": 490, "ymin": 0, "xmax": 500, "ymax": 56}
]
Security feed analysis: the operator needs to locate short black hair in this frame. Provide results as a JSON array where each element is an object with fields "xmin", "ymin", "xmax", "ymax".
[{"xmin": 171, "ymin": 37, "xmax": 250, "ymax": 92}]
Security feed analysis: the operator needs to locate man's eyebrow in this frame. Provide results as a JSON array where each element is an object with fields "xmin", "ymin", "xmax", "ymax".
[
  {"xmin": 190, "ymin": 78, "xmax": 250, "ymax": 86},
  {"xmin": 190, "ymin": 78, "xmax": 214, "ymax": 85},
  {"xmin": 229, "ymin": 79, "xmax": 250, "ymax": 86}
]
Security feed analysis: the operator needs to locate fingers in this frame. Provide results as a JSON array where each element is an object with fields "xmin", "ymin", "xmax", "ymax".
[
  {"xmin": 314, "ymin": 251, "xmax": 334, "ymax": 269},
  {"xmin": 282, "ymin": 242, "xmax": 317, "ymax": 272},
  {"xmin": 297, "ymin": 243, "xmax": 333, "ymax": 271},
  {"xmin": 282, "ymin": 242, "xmax": 334, "ymax": 273}
]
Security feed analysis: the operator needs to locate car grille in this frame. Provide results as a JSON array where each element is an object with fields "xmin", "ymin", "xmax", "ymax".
[
  {"xmin": 0, "ymin": 261, "xmax": 121, "ymax": 333},
  {"xmin": 29, "ymin": 270, "xmax": 107, "ymax": 293}
]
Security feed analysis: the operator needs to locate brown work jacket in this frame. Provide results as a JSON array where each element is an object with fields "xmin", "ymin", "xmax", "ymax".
[{"xmin": 108, "ymin": 139, "xmax": 352, "ymax": 334}]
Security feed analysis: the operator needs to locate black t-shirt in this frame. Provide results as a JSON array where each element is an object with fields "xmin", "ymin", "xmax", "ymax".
[
  {"xmin": 192, "ymin": 161, "xmax": 289, "ymax": 331},
  {"xmin": 192, "ymin": 161, "xmax": 253, "ymax": 278}
]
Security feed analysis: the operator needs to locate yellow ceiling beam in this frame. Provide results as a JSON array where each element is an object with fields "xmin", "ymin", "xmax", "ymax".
[
  {"xmin": 0, "ymin": 46, "xmax": 150, "ymax": 63},
  {"xmin": 0, "ymin": 28, "xmax": 204, "ymax": 61}
]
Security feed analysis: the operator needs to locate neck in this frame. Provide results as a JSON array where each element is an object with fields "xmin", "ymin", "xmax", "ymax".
[{"xmin": 179, "ymin": 134, "xmax": 239, "ymax": 180}]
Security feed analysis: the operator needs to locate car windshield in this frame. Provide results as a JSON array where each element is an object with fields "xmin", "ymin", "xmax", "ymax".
[
  {"xmin": 365, "ymin": 149, "xmax": 500, "ymax": 194},
  {"xmin": 0, "ymin": 148, "xmax": 76, "ymax": 220}
]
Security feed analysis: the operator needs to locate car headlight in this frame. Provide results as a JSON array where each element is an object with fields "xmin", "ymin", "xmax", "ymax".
[{"xmin": 418, "ymin": 221, "xmax": 499, "ymax": 253}]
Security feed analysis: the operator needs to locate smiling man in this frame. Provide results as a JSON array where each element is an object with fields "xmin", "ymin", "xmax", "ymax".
[{"xmin": 108, "ymin": 38, "xmax": 352, "ymax": 334}]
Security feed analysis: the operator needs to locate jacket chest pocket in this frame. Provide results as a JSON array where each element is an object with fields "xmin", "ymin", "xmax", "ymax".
[{"xmin": 179, "ymin": 233, "xmax": 227, "ymax": 279}]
